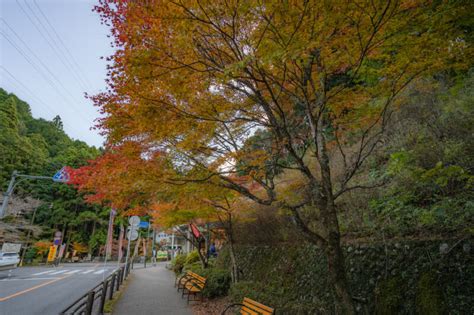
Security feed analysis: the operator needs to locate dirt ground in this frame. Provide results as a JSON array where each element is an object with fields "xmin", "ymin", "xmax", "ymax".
[{"xmin": 192, "ymin": 296, "xmax": 232, "ymax": 315}]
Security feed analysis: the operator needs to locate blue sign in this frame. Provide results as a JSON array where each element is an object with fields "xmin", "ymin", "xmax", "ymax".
[
  {"xmin": 53, "ymin": 167, "xmax": 70, "ymax": 183},
  {"xmin": 138, "ymin": 221, "xmax": 149, "ymax": 229}
]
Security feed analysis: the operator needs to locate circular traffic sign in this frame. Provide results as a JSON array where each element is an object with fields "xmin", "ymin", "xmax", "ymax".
[
  {"xmin": 129, "ymin": 216, "xmax": 140, "ymax": 227},
  {"xmin": 127, "ymin": 229, "xmax": 139, "ymax": 241}
]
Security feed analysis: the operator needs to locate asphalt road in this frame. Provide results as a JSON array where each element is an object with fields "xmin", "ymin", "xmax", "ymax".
[{"xmin": 0, "ymin": 262, "xmax": 121, "ymax": 315}]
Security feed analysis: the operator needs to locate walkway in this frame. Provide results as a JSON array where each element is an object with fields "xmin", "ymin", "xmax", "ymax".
[{"xmin": 113, "ymin": 262, "xmax": 193, "ymax": 315}]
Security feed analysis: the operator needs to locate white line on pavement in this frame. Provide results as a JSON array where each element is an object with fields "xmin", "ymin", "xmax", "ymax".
[
  {"xmin": 49, "ymin": 270, "xmax": 68, "ymax": 275},
  {"xmin": 81, "ymin": 269, "xmax": 95, "ymax": 274},
  {"xmin": 93, "ymin": 269, "xmax": 106, "ymax": 275},
  {"xmin": 0, "ymin": 277, "xmax": 60, "ymax": 281},
  {"xmin": 32, "ymin": 270, "xmax": 55, "ymax": 276},
  {"xmin": 64, "ymin": 270, "xmax": 81, "ymax": 275}
]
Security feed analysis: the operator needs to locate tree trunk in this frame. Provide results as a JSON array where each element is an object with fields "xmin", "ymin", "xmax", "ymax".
[
  {"xmin": 317, "ymin": 130, "xmax": 355, "ymax": 314},
  {"xmin": 326, "ymin": 228, "xmax": 354, "ymax": 314},
  {"xmin": 226, "ymin": 213, "xmax": 239, "ymax": 283},
  {"xmin": 89, "ymin": 220, "xmax": 96, "ymax": 256}
]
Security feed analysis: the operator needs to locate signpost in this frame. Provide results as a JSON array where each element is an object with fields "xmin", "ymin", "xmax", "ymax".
[{"xmin": 124, "ymin": 216, "xmax": 140, "ymax": 271}]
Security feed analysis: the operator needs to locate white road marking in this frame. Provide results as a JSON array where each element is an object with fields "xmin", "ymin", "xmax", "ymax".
[
  {"xmin": 49, "ymin": 270, "xmax": 68, "ymax": 275},
  {"xmin": 81, "ymin": 269, "xmax": 95, "ymax": 274},
  {"xmin": 64, "ymin": 269, "xmax": 81, "ymax": 275},
  {"xmin": 93, "ymin": 269, "xmax": 106, "ymax": 274},
  {"xmin": 0, "ymin": 277, "xmax": 60, "ymax": 281},
  {"xmin": 32, "ymin": 270, "xmax": 55, "ymax": 276}
]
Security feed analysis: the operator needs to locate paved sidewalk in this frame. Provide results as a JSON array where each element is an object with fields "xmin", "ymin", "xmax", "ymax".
[{"xmin": 113, "ymin": 262, "xmax": 192, "ymax": 315}]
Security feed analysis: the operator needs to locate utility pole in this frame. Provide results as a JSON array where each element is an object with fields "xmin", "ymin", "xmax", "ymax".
[
  {"xmin": 0, "ymin": 171, "xmax": 17, "ymax": 218},
  {"xmin": 151, "ymin": 228, "xmax": 156, "ymax": 266},
  {"xmin": 1, "ymin": 170, "xmax": 64, "ymax": 218}
]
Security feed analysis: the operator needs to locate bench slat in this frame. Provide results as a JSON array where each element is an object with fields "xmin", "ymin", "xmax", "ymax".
[
  {"xmin": 242, "ymin": 298, "xmax": 274, "ymax": 314},
  {"xmin": 241, "ymin": 306, "xmax": 259, "ymax": 315}
]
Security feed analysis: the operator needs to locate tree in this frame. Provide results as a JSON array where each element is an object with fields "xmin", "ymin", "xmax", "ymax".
[
  {"xmin": 52, "ymin": 115, "xmax": 63, "ymax": 130},
  {"xmin": 93, "ymin": 1, "xmax": 471, "ymax": 312}
]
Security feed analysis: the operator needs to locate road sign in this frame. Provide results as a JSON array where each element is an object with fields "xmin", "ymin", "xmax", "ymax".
[
  {"xmin": 127, "ymin": 229, "xmax": 139, "ymax": 241},
  {"xmin": 138, "ymin": 221, "xmax": 149, "ymax": 229},
  {"xmin": 47, "ymin": 245, "xmax": 57, "ymax": 262},
  {"xmin": 129, "ymin": 216, "xmax": 140, "ymax": 227},
  {"xmin": 1, "ymin": 243, "xmax": 21, "ymax": 253},
  {"xmin": 52, "ymin": 167, "xmax": 70, "ymax": 183},
  {"xmin": 53, "ymin": 231, "xmax": 62, "ymax": 245}
]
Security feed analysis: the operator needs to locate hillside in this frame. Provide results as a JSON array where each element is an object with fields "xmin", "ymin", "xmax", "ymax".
[{"xmin": 0, "ymin": 89, "xmax": 110, "ymax": 260}]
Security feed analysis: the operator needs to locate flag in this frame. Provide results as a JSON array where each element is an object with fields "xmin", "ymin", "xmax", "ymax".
[{"xmin": 189, "ymin": 223, "xmax": 201, "ymax": 239}]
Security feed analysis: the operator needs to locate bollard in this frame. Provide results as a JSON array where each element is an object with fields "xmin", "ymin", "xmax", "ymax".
[
  {"xmin": 99, "ymin": 280, "xmax": 108, "ymax": 314},
  {"xmin": 120, "ymin": 266, "xmax": 125, "ymax": 284},
  {"xmin": 85, "ymin": 290, "xmax": 95, "ymax": 315},
  {"xmin": 116, "ymin": 270, "xmax": 121, "ymax": 292},
  {"xmin": 109, "ymin": 274, "xmax": 116, "ymax": 300}
]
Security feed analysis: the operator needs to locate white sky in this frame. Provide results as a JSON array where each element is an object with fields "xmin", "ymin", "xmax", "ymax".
[{"xmin": 0, "ymin": 0, "xmax": 114, "ymax": 147}]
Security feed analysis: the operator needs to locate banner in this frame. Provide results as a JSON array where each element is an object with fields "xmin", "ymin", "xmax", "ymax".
[
  {"xmin": 189, "ymin": 223, "xmax": 201, "ymax": 239},
  {"xmin": 47, "ymin": 245, "xmax": 57, "ymax": 262},
  {"xmin": 58, "ymin": 244, "xmax": 66, "ymax": 259}
]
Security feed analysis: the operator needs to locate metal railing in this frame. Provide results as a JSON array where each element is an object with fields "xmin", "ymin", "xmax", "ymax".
[{"xmin": 60, "ymin": 263, "xmax": 131, "ymax": 315}]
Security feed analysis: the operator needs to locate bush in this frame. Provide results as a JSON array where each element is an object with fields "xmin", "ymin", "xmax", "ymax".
[
  {"xmin": 185, "ymin": 250, "xmax": 200, "ymax": 265},
  {"xmin": 171, "ymin": 253, "xmax": 187, "ymax": 275},
  {"xmin": 200, "ymin": 268, "xmax": 231, "ymax": 298},
  {"xmin": 229, "ymin": 281, "xmax": 325, "ymax": 314}
]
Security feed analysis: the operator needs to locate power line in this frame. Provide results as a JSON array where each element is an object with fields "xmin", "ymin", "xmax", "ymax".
[
  {"xmin": 10, "ymin": 1, "xmax": 94, "ymax": 125},
  {"xmin": 1, "ymin": 18, "xmax": 87, "ymax": 112},
  {"xmin": 16, "ymin": 0, "xmax": 88, "ymax": 97},
  {"xmin": 0, "ymin": 65, "xmax": 57, "ymax": 116},
  {"xmin": 0, "ymin": 30, "xmax": 93, "ymax": 126},
  {"xmin": 23, "ymin": 0, "xmax": 91, "ymax": 92},
  {"xmin": 32, "ymin": 0, "xmax": 94, "ymax": 91},
  {"xmin": 0, "ymin": 66, "xmax": 87, "ymax": 137}
]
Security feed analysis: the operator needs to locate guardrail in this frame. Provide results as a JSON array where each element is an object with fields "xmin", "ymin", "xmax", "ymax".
[{"xmin": 60, "ymin": 263, "xmax": 131, "ymax": 315}]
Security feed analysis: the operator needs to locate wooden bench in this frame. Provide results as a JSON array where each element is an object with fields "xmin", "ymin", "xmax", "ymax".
[
  {"xmin": 181, "ymin": 273, "xmax": 206, "ymax": 303},
  {"xmin": 221, "ymin": 297, "xmax": 274, "ymax": 315},
  {"xmin": 175, "ymin": 270, "xmax": 196, "ymax": 291}
]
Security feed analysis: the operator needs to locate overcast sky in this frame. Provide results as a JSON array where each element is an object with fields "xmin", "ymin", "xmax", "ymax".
[{"xmin": 0, "ymin": 0, "xmax": 114, "ymax": 147}]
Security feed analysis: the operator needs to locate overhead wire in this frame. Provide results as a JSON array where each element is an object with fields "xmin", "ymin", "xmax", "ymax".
[
  {"xmin": 10, "ymin": 1, "xmax": 95, "ymax": 125},
  {"xmin": 0, "ymin": 29, "xmax": 93, "ymax": 126},
  {"xmin": 32, "ymin": 0, "xmax": 95, "ymax": 91},
  {"xmin": 0, "ymin": 66, "xmax": 87, "ymax": 137},
  {"xmin": 15, "ymin": 0, "xmax": 89, "ymax": 101},
  {"xmin": 0, "ymin": 65, "xmax": 57, "ymax": 116},
  {"xmin": 23, "ymin": 0, "xmax": 91, "ymax": 92}
]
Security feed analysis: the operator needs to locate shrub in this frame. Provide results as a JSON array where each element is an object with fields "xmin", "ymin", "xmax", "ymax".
[
  {"xmin": 229, "ymin": 281, "xmax": 325, "ymax": 314},
  {"xmin": 185, "ymin": 250, "xmax": 200, "ymax": 265},
  {"xmin": 200, "ymin": 268, "xmax": 231, "ymax": 298},
  {"xmin": 171, "ymin": 253, "xmax": 187, "ymax": 275}
]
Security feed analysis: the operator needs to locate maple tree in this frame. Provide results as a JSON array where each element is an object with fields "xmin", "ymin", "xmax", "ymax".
[{"xmin": 90, "ymin": 0, "xmax": 470, "ymax": 312}]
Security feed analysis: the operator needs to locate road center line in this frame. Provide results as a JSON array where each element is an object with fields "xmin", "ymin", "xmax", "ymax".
[{"xmin": 0, "ymin": 275, "xmax": 71, "ymax": 302}]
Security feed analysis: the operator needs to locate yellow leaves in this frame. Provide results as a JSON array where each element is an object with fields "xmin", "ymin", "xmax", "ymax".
[{"xmin": 72, "ymin": 242, "xmax": 88, "ymax": 254}]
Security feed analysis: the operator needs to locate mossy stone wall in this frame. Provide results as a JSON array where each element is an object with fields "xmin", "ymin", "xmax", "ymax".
[{"xmin": 218, "ymin": 239, "xmax": 473, "ymax": 314}]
